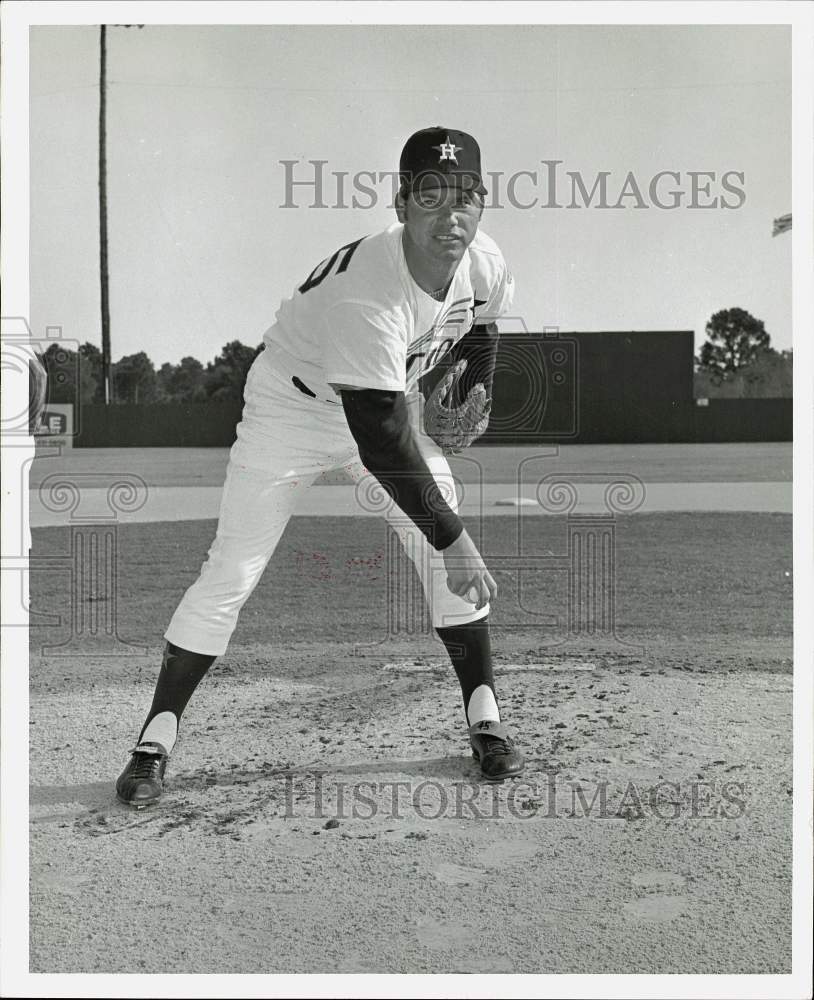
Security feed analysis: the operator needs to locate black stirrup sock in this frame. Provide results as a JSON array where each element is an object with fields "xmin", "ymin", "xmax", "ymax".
[
  {"xmin": 435, "ymin": 616, "xmax": 497, "ymax": 726},
  {"xmin": 137, "ymin": 642, "xmax": 216, "ymax": 746}
]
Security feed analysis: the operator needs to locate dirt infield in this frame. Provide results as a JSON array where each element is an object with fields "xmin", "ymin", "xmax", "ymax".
[{"xmin": 28, "ymin": 503, "xmax": 793, "ymax": 973}]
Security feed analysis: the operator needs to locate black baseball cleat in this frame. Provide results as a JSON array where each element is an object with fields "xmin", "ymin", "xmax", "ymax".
[
  {"xmin": 469, "ymin": 720, "xmax": 525, "ymax": 781},
  {"xmin": 115, "ymin": 741, "xmax": 169, "ymax": 807}
]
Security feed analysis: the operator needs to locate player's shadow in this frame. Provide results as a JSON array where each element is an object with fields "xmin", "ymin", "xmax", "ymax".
[
  {"xmin": 31, "ymin": 780, "xmax": 114, "ymax": 808},
  {"xmin": 29, "ymin": 755, "xmax": 485, "ymax": 819},
  {"xmin": 272, "ymin": 755, "xmax": 478, "ymax": 781},
  {"xmin": 162, "ymin": 755, "xmax": 481, "ymax": 793}
]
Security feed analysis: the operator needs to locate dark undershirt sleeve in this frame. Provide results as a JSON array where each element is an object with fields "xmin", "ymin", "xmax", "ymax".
[
  {"xmin": 447, "ymin": 321, "xmax": 499, "ymax": 404},
  {"xmin": 340, "ymin": 388, "xmax": 463, "ymax": 551},
  {"xmin": 421, "ymin": 322, "xmax": 500, "ymax": 406}
]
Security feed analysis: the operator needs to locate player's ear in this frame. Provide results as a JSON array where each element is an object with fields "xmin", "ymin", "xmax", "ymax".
[{"xmin": 395, "ymin": 185, "xmax": 409, "ymax": 223}]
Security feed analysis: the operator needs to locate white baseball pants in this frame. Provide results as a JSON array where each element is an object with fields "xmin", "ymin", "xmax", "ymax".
[{"xmin": 164, "ymin": 348, "xmax": 488, "ymax": 656}]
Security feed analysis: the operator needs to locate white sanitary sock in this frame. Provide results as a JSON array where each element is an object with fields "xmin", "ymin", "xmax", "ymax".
[
  {"xmin": 467, "ymin": 684, "xmax": 501, "ymax": 727},
  {"xmin": 140, "ymin": 711, "xmax": 178, "ymax": 753}
]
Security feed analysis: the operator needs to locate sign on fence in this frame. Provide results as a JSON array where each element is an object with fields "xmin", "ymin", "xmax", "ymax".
[{"xmin": 35, "ymin": 403, "xmax": 73, "ymax": 449}]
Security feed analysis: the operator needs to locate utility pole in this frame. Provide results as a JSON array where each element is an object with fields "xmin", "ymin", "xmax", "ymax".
[
  {"xmin": 98, "ymin": 24, "xmax": 112, "ymax": 404},
  {"xmin": 98, "ymin": 24, "xmax": 143, "ymax": 405}
]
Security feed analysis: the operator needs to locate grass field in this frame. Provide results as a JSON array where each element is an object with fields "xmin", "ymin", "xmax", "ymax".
[
  {"xmin": 27, "ymin": 444, "xmax": 793, "ymax": 974},
  {"xmin": 29, "ymin": 441, "xmax": 793, "ymax": 487},
  {"xmin": 30, "ymin": 512, "xmax": 792, "ymax": 684}
]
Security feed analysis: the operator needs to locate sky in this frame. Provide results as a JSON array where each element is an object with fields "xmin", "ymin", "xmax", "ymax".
[{"xmin": 29, "ymin": 23, "xmax": 792, "ymax": 366}]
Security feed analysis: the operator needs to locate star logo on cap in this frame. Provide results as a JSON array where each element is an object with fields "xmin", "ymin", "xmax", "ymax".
[{"xmin": 432, "ymin": 136, "xmax": 462, "ymax": 164}]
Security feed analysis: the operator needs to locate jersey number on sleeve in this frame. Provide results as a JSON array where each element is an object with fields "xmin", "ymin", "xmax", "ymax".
[{"xmin": 298, "ymin": 238, "xmax": 365, "ymax": 295}]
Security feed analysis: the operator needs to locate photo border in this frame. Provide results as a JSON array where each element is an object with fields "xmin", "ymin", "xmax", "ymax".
[{"xmin": 2, "ymin": 3, "xmax": 811, "ymax": 998}]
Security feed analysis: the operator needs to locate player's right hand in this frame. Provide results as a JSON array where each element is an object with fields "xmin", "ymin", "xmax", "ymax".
[{"xmin": 441, "ymin": 527, "xmax": 497, "ymax": 610}]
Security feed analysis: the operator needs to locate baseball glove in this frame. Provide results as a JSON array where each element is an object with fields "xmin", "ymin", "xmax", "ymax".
[{"xmin": 423, "ymin": 359, "xmax": 492, "ymax": 454}]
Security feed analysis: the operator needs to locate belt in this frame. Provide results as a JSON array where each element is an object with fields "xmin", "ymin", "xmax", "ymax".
[
  {"xmin": 291, "ymin": 375, "xmax": 342, "ymax": 407},
  {"xmin": 292, "ymin": 375, "xmax": 316, "ymax": 399}
]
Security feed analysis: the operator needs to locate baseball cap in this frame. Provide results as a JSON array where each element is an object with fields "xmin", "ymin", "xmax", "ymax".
[{"xmin": 399, "ymin": 126, "xmax": 487, "ymax": 197}]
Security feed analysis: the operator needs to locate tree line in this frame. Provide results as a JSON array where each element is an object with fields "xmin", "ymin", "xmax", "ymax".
[
  {"xmin": 40, "ymin": 340, "xmax": 265, "ymax": 405},
  {"xmin": 693, "ymin": 307, "xmax": 792, "ymax": 399},
  {"xmin": 38, "ymin": 308, "xmax": 792, "ymax": 406}
]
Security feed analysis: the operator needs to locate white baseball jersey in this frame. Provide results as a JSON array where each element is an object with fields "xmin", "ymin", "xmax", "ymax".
[{"xmin": 262, "ymin": 221, "xmax": 514, "ymax": 404}]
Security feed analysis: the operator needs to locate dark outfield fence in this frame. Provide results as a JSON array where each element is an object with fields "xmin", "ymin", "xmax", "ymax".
[
  {"xmin": 690, "ymin": 398, "xmax": 792, "ymax": 443},
  {"xmin": 72, "ymin": 332, "xmax": 791, "ymax": 447},
  {"xmin": 479, "ymin": 331, "xmax": 791, "ymax": 444},
  {"xmin": 74, "ymin": 401, "xmax": 243, "ymax": 447}
]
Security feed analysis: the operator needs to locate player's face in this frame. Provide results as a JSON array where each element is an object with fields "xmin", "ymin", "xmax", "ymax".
[{"xmin": 401, "ymin": 182, "xmax": 484, "ymax": 265}]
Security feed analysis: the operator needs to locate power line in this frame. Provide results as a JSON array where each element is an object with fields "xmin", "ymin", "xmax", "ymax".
[
  {"xmin": 31, "ymin": 78, "xmax": 789, "ymax": 100},
  {"xmin": 95, "ymin": 78, "xmax": 788, "ymax": 95}
]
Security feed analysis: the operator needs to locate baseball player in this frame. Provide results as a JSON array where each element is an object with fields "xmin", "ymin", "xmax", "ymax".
[{"xmin": 116, "ymin": 126, "xmax": 524, "ymax": 807}]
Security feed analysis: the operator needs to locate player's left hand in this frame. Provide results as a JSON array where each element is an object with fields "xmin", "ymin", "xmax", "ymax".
[{"xmin": 423, "ymin": 359, "xmax": 491, "ymax": 454}]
